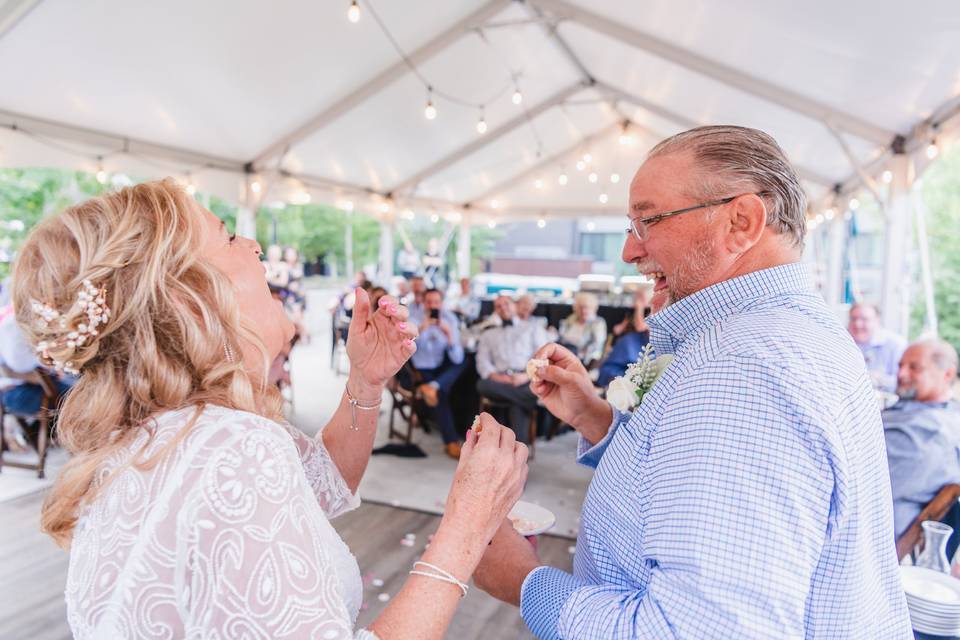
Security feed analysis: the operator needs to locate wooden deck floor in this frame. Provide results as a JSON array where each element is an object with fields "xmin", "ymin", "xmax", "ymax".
[{"xmin": 0, "ymin": 493, "xmax": 574, "ymax": 639}]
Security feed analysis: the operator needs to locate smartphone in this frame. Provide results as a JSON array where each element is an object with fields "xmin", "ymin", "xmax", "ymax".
[{"xmin": 429, "ymin": 308, "xmax": 440, "ymax": 320}]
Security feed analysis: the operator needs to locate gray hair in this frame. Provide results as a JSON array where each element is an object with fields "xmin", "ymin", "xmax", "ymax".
[
  {"xmin": 912, "ymin": 338, "xmax": 960, "ymax": 377},
  {"xmin": 648, "ymin": 125, "xmax": 807, "ymax": 249}
]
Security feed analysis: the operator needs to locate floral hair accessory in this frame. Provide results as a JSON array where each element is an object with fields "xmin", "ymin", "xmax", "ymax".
[{"xmin": 31, "ymin": 279, "xmax": 111, "ymax": 375}]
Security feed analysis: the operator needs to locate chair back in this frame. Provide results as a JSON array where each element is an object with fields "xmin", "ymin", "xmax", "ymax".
[{"xmin": 896, "ymin": 484, "xmax": 960, "ymax": 561}]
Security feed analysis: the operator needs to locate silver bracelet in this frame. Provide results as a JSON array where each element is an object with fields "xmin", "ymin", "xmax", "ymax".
[
  {"xmin": 346, "ymin": 386, "xmax": 381, "ymax": 432},
  {"xmin": 409, "ymin": 561, "xmax": 469, "ymax": 597}
]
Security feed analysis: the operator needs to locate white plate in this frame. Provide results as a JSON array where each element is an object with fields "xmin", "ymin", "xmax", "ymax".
[
  {"xmin": 902, "ymin": 567, "xmax": 960, "ymax": 606},
  {"xmin": 508, "ymin": 500, "xmax": 556, "ymax": 536}
]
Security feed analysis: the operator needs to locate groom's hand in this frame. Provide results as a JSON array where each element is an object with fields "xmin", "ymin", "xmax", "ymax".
[
  {"xmin": 473, "ymin": 520, "xmax": 542, "ymax": 606},
  {"xmin": 529, "ymin": 343, "xmax": 612, "ymax": 445}
]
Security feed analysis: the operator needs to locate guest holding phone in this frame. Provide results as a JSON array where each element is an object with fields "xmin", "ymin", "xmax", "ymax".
[{"xmin": 403, "ymin": 288, "xmax": 467, "ymax": 458}]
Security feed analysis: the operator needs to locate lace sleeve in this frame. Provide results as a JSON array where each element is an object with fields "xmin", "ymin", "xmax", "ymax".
[
  {"xmin": 185, "ymin": 424, "xmax": 373, "ymax": 638},
  {"xmin": 277, "ymin": 420, "xmax": 360, "ymax": 519}
]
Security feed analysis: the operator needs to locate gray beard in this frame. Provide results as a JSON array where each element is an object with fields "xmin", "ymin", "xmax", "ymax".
[
  {"xmin": 896, "ymin": 387, "xmax": 916, "ymax": 400},
  {"xmin": 666, "ymin": 233, "xmax": 717, "ymax": 303}
]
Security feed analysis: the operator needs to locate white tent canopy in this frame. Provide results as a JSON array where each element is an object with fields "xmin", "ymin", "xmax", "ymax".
[
  {"xmin": 3, "ymin": 0, "xmax": 960, "ymax": 212},
  {"xmin": 2, "ymin": 0, "xmax": 960, "ymax": 331}
]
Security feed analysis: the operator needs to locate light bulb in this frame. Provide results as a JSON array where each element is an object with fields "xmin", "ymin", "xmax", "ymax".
[
  {"xmin": 558, "ymin": 173, "xmax": 568, "ymax": 185},
  {"xmin": 610, "ymin": 173, "xmax": 620, "ymax": 184},
  {"xmin": 476, "ymin": 118, "xmax": 487, "ymax": 134},
  {"xmin": 588, "ymin": 172, "xmax": 598, "ymax": 183},
  {"xmin": 424, "ymin": 100, "xmax": 437, "ymax": 120},
  {"xmin": 378, "ymin": 202, "xmax": 391, "ymax": 214},
  {"xmin": 488, "ymin": 220, "xmax": 497, "ymax": 229},
  {"xmin": 598, "ymin": 193, "xmax": 608, "ymax": 204},
  {"xmin": 490, "ymin": 199, "xmax": 500, "ymax": 210},
  {"xmin": 575, "ymin": 160, "xmax": 586, "ymax": 171},
  {"xmin": 583, "ymin": 153, "xmax": 592, "ymax": 163},
  {"xmin": 881, "ymin": 170, "xmax": 893, "ymax": 184},
  {"xmin": 430, "ymin": 213, "xmax": 440, "ymax": 223},
  {"xmin": 512, "ymin": 89, "xmax": 523, "ymax": 105},
  {"xmin": 250, "ymin": 179, "xmax": 262, "ymax": 194},
  {"xmin": 848, "ymin": 197, "xmax": 860, "ymax": 210},
  {"xmin": 95, "ymin": 169, "xmax": 108, "ymax": 184},
  {"xmin": 186, "ymin": 181, "xmax": 196, "ymax": 196},
  {"xmin": 586, "ymin": 222, "xmax": 596, "ymax": 231},
  {"xmin": 534, "ymin": 178, "xmax": 544, "ymax": 189},
  {"xmin": 619, "ymin": 134, "xmax": 634, "ymax": 146},
  {"xmin": 926, "ymin": 142, "xmax": 939, "ymax": 159},
  {"xmin": 347, "ymin": 1, "xmax": 360, "ymax": 23},
  {"xmin": 403, "ymin": 209, "xmax": 415, "ymax": 220},
  {"xmin": 537, "ymin": 218, "xmax": 546, "ymax": 229},
  {"xmin": 824, "ymin": 208, "xmax": 835, "ymax": 220}
]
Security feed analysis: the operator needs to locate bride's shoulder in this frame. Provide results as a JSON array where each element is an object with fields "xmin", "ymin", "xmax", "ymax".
[{"xmin": 153, "ymin": 404, "xmax": 293, "ymax": 456}]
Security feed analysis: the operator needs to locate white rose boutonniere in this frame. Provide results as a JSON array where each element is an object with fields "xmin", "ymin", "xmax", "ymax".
[{"xmin": 605, "ymin": 344, "xmax": 673, "ymax": 412}]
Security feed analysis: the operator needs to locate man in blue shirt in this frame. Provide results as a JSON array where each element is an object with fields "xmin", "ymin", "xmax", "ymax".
[
  {"xmin": 472, "ymin": 125, "xmax": 910, "ymax": 638},
  {"xmin": 884, "ymin": 339, "xmax": 960, "ymax": 537},
  {"xmin": 849, "ymin": 303, "xmax": 907, "ymax": 393},
  {"xmin": 406, "ymin": 288, "xmax": 466, "ymax": 459}
]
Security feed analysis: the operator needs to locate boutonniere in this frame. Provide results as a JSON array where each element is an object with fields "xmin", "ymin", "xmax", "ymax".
[{"xmin": 606, "ymin": 344, "xmax": 673, "ymax": 412}]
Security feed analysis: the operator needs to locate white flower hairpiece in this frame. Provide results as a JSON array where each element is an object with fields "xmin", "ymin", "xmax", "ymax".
[{"xmin": 31, "ymin": 279, "xmax": 111, "ymax": 375}]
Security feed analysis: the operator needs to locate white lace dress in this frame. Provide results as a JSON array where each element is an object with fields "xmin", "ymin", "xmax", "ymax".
[{"xmin": 65, "ymin": 404, "xmax": 379, "ymax": 639}]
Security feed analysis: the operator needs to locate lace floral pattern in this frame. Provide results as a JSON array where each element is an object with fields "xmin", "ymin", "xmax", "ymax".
[{"xmin": 65, "ymin": 405, "xmax": 377, "ymax": 639}]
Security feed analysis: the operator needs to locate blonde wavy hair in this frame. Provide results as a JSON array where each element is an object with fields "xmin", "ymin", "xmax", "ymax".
[{"xmin": 11, "ymin": 179, "xmax": 282, "ymax": 547}]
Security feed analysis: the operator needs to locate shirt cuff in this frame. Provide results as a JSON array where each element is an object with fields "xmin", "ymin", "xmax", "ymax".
[
  {"xmin": 575, "ymin": 404, "xmax": 626, "ymax": 469},
  {"xmin": 520, "ymin": 566, "xmax": 585, "ymax": 640}
]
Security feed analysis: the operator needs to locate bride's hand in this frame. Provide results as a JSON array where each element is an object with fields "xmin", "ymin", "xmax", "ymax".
[
  {"xmin": 443, "ymin": 414, "xmax": 529, "ymax": 544},
  {"xmin": 345, "ymin": 289, "xmax": 418, "ymax": 394}
]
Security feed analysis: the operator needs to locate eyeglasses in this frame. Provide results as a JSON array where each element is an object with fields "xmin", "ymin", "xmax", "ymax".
[{"xmin": 625, "ymin": 191, "xmax": 770, "ymax": 241}]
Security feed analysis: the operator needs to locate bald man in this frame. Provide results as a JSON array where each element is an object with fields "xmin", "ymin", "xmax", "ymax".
[{"xmin": 883, "ymin": 339, "xmax": 960, "ymax": 537}]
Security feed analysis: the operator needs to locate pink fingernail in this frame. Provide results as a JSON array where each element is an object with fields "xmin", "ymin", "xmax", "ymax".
[
  {"xmin": 398, "ymin": 322, "xmax": 407, "ymax": 330},
  {"xmin": 389, "ymin": 305, "xmax": 398, "ymax": 314},
  {"xmin": 378, "ymin": 298, "xmax": 389, "ymax": 307},
  {"xmin": 404, "ymin": 339, "xmax": 414, "ymax": 347}
]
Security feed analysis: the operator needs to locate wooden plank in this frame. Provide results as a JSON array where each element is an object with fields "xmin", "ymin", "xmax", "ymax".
[{"xmin": 0, "ymin": 494, "xmax": 575, "ymax": 639}]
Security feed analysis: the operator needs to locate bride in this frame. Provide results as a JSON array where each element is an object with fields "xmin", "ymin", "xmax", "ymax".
[{"xmin": 11, "ymin": 180, "xmax": 528, "ymax": 639}]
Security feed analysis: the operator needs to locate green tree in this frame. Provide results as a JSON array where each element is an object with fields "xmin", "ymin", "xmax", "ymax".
[{"xmin": 912, "ymin": 146, "xmax": 960, "ymax": 354}]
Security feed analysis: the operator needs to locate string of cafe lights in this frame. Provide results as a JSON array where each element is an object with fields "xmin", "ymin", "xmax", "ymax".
[{"xmin": 346, "ymin": 0, "xmax": 528, "ymax": 136}]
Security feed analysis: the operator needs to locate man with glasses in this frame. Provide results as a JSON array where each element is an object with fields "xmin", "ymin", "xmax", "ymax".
[{"xmin": 472, "ymin": 126, "xmax": 911, "ymax": 638}]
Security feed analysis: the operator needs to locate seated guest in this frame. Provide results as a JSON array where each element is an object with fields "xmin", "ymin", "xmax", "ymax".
[
  {"xmin": 559, "ymin": 291, "xmax": 607, "ymax": 366},
  {"xmin": 884, "ymin": 339, "xmax": 960, "ymax": 537},
  {"xmin": 0, "ymin": 307, "xmax": 73, "ymax": 447},
  {"xmin": 476, "ymin": 295, "xmax": 545, "ymax": 442},
  {"xmin": 450, "ymin": 277, "xmax": 481, "ymax": 324},
  {"xmin": 849, "ymin": 302, "xmax": 906, "ymax": 392},
  {"xmin": 406, "ymin": 288, "xmax": 467, "ymax": 459},
  {"xmin": 408, "ymin": 275, "xmax": 426, "ymax": 318},
  {"xmin": 597, "ymin": 285, "xmax": 654, "ymax": 387}
]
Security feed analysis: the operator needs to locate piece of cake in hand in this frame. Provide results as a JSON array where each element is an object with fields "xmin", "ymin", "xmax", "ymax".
[
  {"xmin": 526, "ymin": 357, "xmax": 549, "ymax": 383},
  {"xmin": 471, "ymin": 414, "xmax": 482, "ymax": 434}
]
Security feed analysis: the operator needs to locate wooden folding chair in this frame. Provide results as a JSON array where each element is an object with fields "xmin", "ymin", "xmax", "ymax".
[
  {"xmin": 896, "ymin": 483, "xmax": 960, "ymax": 561},
  {"xmin": 0, "ymin": 366, "xmax": 60, "ymax": 479}
]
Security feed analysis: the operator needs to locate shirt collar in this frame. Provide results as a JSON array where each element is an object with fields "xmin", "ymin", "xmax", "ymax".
[{"xmin": 647, "ymin": 263, "xmax": 815, "ymax": 356}]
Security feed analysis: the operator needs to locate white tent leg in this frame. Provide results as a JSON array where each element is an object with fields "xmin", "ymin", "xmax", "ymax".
[
  {"xmin": 825, "ymin": 218, "xmax": 846, "ymax": 309},
  {"xmin": 912, "ymin": 180, "xmax": 938, "ymax": 336},
  {"xmin": 881, "ymin": 154, "xmax": 914, "ymax": 337},
  {"xmin": 345, "ymin": 221, "xmax": 354, "ymax": 281},
  {"xmin": 457, "ymin": 215, "xmax": 472, "ymax": 280},
  {"xmin": 378, "ymin": 218, "xmax": 395, "ymax": 285},
  {"xmin": 236, "ymin": 206, "xmax": 256, "ymax": 240}
]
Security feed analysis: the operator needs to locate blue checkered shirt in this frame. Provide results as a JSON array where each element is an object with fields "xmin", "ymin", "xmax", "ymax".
[{"xmin": 520, "ymin": 264, "xmax": 911, "ymax": 639}]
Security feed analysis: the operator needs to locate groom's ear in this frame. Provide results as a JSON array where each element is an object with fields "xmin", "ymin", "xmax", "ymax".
[{"xmin": 722, "ymin": 193, "xmax": 766, "ymax": 255}]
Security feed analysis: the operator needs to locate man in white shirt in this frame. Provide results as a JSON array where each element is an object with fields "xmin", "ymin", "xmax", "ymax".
[{"xmin": 476, "ymin": 295, "xmax": 547, "ymax": 442}]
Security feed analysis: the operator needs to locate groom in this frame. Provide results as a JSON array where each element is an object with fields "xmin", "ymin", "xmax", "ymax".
[{"xmin": 473, "ymin": 126, "xmax": 912, "ymax": 638}]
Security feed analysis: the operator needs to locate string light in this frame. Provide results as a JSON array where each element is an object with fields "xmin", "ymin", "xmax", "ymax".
[
  {"xmin": 185, "ymin": 175, "xmax": 196, "ymax": 196},
  {"xmin": 537, "ymin": 218, "xmax": 546, "ymax": 229},
  {"xmin": 926, "ymin": 140, "xmax": 939, "ymax": 159},
  {"xmin": 488, "ymin": 220, "xmax": 497, "ymax": 229},
  {"xmin": 598, "ymin": 193, "xmax": 609, "ymax": 204},
  {"xmin": 403, "ymin": 209, "xmax": 415, "ymax": 220},
  {"xmin": 291, "ymin": 190, "xmax": 311, "ymax": 205},
  {"xmin": 575, "ymin": 160, "xmax": 586, "ymax": 171},
  {"xmin": 618, "ymin": 120, "xmax": 634, "ymax": 145},
  {"xmin": 848, "ymin": 197, "xmax": 860, "ymax": 210},
  {"xmin": 430, "ymin": 213, "xmax": 440, "ymax": 223},
  {"xmin": 881, "ymin": 169, "xmax": 893, "ymax": 184},
  {"xmin": 582, "ymin": 153, "xmax": 592, "ymax": 163},
  {"xmin": 588, "ymin": 172, "xmax": 598, "ymax": 183},
  {"xmin": 512, "ymin": 87, "xmax": 523, "ymax": 105},
  {"xmin": 490, "ymin": 199, "xmax": 500, "ymax": 210},
  {"xmin": 558, "ymin": 173, "xmax": 568, "ymax": 186},
  {"xmin": 610, "ymin": 172, "xmax": 620, "ymax": 184},
  {"xmin": 95, "ymin": 165, "xmax": 108, "ymax": 185},
  {"xmin": 378, "ymin": 201, "xmax": 391, "ymax": 214},
  {"xmin": 534, "ymin": 178, "xmax": 544, "ymax": 189},
  {"xmin": 824, "ymin": 208, "xmax": 835, "ymax": 220},
  {"xmin": 424, "ymin": 89, "xmax": 437, "ymax": 120},
  {"xmin": 250, "ymin": 179, "xmax": 262, "ymax": 194},
  {"xmin": 347, "ymin": 1, "xmax": 360, "ymax": 23},
  {"xmin": 476, "ymin": 108, "xmax": 487, "ymax": 134},
  {"xmin": 586, "ymin": 222, "xmax": 596, "ymax": 231}
]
